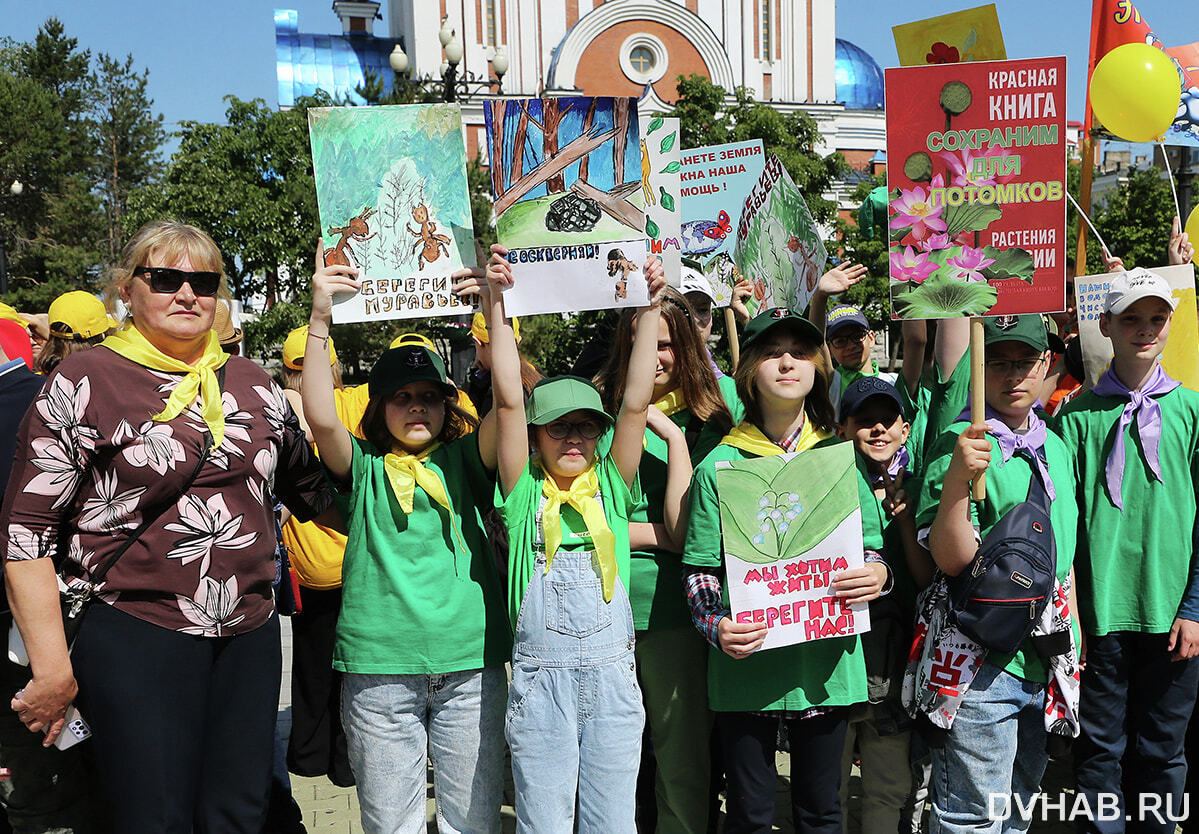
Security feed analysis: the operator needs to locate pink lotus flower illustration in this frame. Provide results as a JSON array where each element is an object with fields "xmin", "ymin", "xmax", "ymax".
[
  {"xmin": 945, "ymin": 246, "xmax": 997, "ymax": 283},
  {"xmin": 918, "ymin": 233, "xmax": 953, "ymax": 252},
  {"xmin": 939, "ymin": 148, "xmax": 1013, "ymax": 188},
  {"xmin": 890, "ymin": 180, "xmax": 947, "ymax": 241},
  {"xmin": 890, "ymin": 246, "xmax": 940, "ymax": 284}
]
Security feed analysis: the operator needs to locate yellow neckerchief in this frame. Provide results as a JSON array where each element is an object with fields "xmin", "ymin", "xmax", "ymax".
[
  {"xmin": 102, "ymin": 326, "xmax": 229, "ymax": 445},
  {"xmin": 720, "ymin": 419, "xmax": 830, "ymax": 457},
  {"xmin": 652, "ymin": 387, "xmax": 688, "ymax": 418},
  {"xmin": 384, "ymin": 443, "xmax": 470, "ymax": 569},
  {"xmin": 537, "ymin": 462, "xmax": 618, "ymax": 602}
]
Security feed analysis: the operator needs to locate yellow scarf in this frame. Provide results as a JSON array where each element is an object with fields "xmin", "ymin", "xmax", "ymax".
[
  {"xmin": 102, "ymin": 326, "xmax": 229, "ymax": 445},
  {"xmin": 720, "ymin": 420, "xmax": 830, "ymax": 457},
  {"xmin": 538, "ymin": 463, "xmax": 618, "ymax": 602},
  {"xmin": 652, "ymin": 387, "xmax": 688, "ymax": 418},
  {"xmin": 383, "ymin": 444, "xmax": 450, "ymax": 513}
]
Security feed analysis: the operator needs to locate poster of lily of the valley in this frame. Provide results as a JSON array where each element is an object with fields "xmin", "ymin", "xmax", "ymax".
[{"xmin": 884, "ymin": 56, "xmax": 1067, "ymax": 319}]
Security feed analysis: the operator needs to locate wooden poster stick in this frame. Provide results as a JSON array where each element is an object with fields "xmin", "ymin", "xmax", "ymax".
[
  {"xmin": 969, "ymin": 317, "xmax": 986, "ymax": 501},
  {"xmin": 724, "ymin": 307, "xmax": 740, "ymax": 373}
]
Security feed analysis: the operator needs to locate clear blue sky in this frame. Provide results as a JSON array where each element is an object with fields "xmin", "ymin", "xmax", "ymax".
[{"xmin": 1, "ymin": 0, "xmax": 1187, "ymax": 140}]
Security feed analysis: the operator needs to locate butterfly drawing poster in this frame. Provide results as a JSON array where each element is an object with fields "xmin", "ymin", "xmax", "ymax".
[
  {"xmin": 679, "ymin": 139, "xmax": 766, "ymax": 307},
  {"xmin": 733, "ymin": 154, "xmax": 828, "ymax": 318}
]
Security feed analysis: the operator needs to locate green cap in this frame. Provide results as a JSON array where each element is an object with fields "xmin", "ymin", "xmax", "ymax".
[
  {"xmin": 741, "ymin": 307, "xmax": 824, "ymax": 352},
  {"xmin": 982, "ymin": 315, "xmax": 1049, "ymax": 352},
  {"xmin": 525, "ymin": 376, "xmax": 613, "ymax": 427},
  {"xmin": 368, "ymin": 345, "xmax": 457, "ymax": 400}
]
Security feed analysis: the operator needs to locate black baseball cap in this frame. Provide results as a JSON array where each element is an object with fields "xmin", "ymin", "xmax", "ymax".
[
  {"xmin": 825, "ymin": 305, "xmax": 870, "ymax": 338},
  {"xmin": 741, "ymin": 307, "xmax": 824, "ymax": 352},
  {"xmin": 368, "ymin": 345, "xmax": 457, "ymax": 400},
  {"xmin": 839, "ymin": 376, "xmax": 906, "ymax": 423}
]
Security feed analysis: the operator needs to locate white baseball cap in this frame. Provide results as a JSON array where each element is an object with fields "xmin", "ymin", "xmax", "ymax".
[
  {"xmin": 1104, "ymin": 267, "xmax": 1177, "ymax": 315},
  {"xmin": 679, "ymin": 265, "xmax": 717, "ymax": 303}
]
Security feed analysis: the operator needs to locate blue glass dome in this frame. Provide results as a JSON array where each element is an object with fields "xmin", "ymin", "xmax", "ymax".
[{"xmin": 835, "ymin": 38, "xmax": 884, "ymax": 111}]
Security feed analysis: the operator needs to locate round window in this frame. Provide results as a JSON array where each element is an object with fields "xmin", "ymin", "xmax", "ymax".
[{"xmin": 629, "ymin": 46, "xmax": 656, "ymax": 73}]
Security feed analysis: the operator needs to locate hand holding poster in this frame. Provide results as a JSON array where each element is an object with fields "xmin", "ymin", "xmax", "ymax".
[
  {"xmin": 885, "ymin": 56, "xmax": 1067, "ymax": 320},
  {"xmin": 1075, "ymin": 264, "xmax": 1199, "ymax": 390},
  {"xmin": 308, "ymin": 104, "xmax": 477, "ymax": 324},
  {"xmin": 639, "ymin": 115, "xmax": 682, "ymax": 286},
  {"xmin": 679, "ymin": 140, "xmax": 766, "ymax": 306},
  {"xmin": 716, "ymin": 443, "xmax": 869, "ymax": 651},
  {"xmin": 732, "ymin": 153, "xmax": 828, "ymax": 318},
  {"xmin": 483, "ymin": 97, "xmax": 649, "ymax": 316}
]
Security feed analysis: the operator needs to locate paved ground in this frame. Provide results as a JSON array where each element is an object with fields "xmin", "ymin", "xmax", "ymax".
[{"xmin": 275, "ymin": 618, "xmax": 1101, "ymax": 833}]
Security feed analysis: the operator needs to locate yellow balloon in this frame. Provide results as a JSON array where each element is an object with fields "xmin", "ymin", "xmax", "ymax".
[
  {"xmin": 1187, "ymin": 203, "xmax": 1199, "ymax": 247},
  {"xmin": 1090, "ymin": 43, "xmax": 1181, "ymax": 143}
]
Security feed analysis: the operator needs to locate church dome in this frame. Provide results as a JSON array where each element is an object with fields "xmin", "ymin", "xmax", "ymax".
[{"xmin": 835, "ymin": 38, "xmax": 884, "ymax": 110}]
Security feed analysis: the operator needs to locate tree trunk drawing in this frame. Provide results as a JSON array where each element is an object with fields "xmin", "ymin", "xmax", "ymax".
[
  {"xmin": 578, "ymin": 97, "xmax": 598, "ymax": 184},
  {"xmin": 511, "ymin": 102, "xmax": 534, "ymax": 185},
  {"xmin": 488, "ymin": 101, "xmax": 507, "ymax": 197},
  {"xmin": 613, "ymin": 98, "xmax": 631, "ymax": 185},
  {"xmin": 542, "ymin": 99, "xmax": 574, "ymax": 194},
  {"xmin": 493, "ymin": 127, "xmax": 617, "ymax": 215}
]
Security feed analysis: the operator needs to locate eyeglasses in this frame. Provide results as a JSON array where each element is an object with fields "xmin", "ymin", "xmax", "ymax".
[
  {"xmin": 135, "ymin": 266, "xmax": 221, "ymax": 297},
  {"xmin": 984, "ymin": 357, "xmax": 1045, "ymax": 377},
  {"xmin": 828, "ymin": 329, "xmax": 869, "ymax": 349},
  {"xmin": 544, "ymin": 419, "xmax": 602, "ymax": 440}
]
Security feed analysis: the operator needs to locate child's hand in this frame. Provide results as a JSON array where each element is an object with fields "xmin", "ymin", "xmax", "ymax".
[
  {"xmin": 817, "ymin": 261, "xmax": 868, "ymax": 297},
  {"xmin": 717, "ymin": 616, "xmax": 767, "ymax": 659},
  {"xmin": 881, "ymin": 468, "xmax": 912, "ymax": 523},
  {"xmin": 946, "ymin": 423, "xmax": 991, "ymax": 488},
  {"xmin": 831, "ymin": 563, "xmax": 888, "ymax": 604},
  {"xmin": 731, "ymin": 279, "xmax": 753, "ymax": 325},
  {"xmin": 1103, "ymin": 252, "xmax": 1125, "ymax": 273},
  {"xmin": 645, "ymin": 404, "xmax": 683, "ymax": 442},
  {"xmin": 642, "ymin": 254, "xmax": 666, "ymax": 308},
  {"xmin": 451, "ymin": 265, "xmax": 490, "ymax": 307},
  {"xmin": 311, "ymin": 240, "xmax": 360, "ymax": 323},
  {"xmin": 1168, "ymin": 216, "xmax": 1194, "ymax": 266},
  {"xmin": 485, "ymin": 244, "xmax": 513, "ymax": 290},
  {"xmin": 1168, "ymin": 617, "xmax": 1199, "ymax": 661}
]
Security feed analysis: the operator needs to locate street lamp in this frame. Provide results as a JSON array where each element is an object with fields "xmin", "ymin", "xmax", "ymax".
[
  {"xmin": 388, "ymin": 44, "xmax": 408, "ymax": 75},
  {"xmin": 386, "ymin": 26, "xmax": 507, "ymax": 103}
]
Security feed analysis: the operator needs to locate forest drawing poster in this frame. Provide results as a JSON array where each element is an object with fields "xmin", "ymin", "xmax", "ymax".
[
  {"xmin": 716, "ymin": 443, "xmax": 869, "ymax": 651},
  {"xmin": 308, "ymin": 104, "xmax": 477, "ymax": 324},
  {"xmin": 483, "ymin": 96, "xmax": 650, "ymax": 317}
]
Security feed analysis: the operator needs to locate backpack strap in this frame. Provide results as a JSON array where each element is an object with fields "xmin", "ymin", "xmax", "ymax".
[{"xmin": 1018, "ymin": 447, "xmax": 1052, "ymax": 514}]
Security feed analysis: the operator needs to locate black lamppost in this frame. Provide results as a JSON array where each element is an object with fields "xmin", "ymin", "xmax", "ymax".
[
  {"xmin": 387, "ymin": 26, "xmax": 507, "ymax": 103},
  {"xmin": 0, "ymin": 179, "xmax": 24, "ymax": 297}
]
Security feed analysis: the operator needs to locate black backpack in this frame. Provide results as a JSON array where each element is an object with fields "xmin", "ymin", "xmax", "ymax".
[{"xmin": 946, "ymin": 452, "xmax": 1057, "ymax": 655}]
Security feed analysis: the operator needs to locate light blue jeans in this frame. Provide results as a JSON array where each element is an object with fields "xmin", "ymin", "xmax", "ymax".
[
  {"xmin": 342, "ymin": 666, "xmax": 506, "ymax": 834},
  {"xmin": 506, "ymin": 551, "xmax": 645, "ymax": 833},
  {"xmin": 930, "ymin": 662, "xmax": 1049, "ymax": 834}
]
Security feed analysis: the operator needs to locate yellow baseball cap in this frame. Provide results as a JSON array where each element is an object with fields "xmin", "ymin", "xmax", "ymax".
[
  {"xmin": 47, "ymin": 291, "xmax": 118, "ymax": 340},
  {"xmin": 390, "ymin": 332, "xmax": 435, "ymax": 350},
  {"xmin": 0, "ymin": 302, "xmax": 27, "ymax": 327},
  {"xmin": 470, "ymin": 313, "xmax": 520, "ymax": 344},
  {"xmin": 283, "ymin": 325, "xmax": 338, "ymax": 369}
]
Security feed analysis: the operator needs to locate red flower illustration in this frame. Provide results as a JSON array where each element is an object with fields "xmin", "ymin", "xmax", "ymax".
[{"xmin": 926, "ymin": 42, "xmax": 960, "ymax": 64}]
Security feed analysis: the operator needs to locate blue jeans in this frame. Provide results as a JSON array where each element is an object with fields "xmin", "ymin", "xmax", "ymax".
[
  {"xmin": 341, "ymin": 666, "xmax": 506, "ymax": 834},
  {"xmin": 506, "ymin": 552, "xmax": 645, "ymax": 834},
  {"xmin": 1074, "ymin": 631, "xmax": 1199, "ymax": 834},
  {"xmin": 930, "ymin": 662, "xmax": 1048, "ymax": 833}
]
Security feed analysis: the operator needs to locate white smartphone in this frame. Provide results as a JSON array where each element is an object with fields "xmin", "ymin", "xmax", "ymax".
[
  {"xmin": 53, "ymin": 705, "xmax": 91, "ymax": 750},
  {"xmin": 7, "ymin": 622, "xmax": 28, "ymax": 666}
]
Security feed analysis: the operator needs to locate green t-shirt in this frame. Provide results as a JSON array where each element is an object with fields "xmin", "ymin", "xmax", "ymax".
[
  {"xmin": 683, "ymin": 441, "xmax": 868, "ymax": 712},
  {"xmin": 1053, "ymin": 386, "xmax": 1199, "ymax": 636},
  {"xmin": 333, "ymin": 435, "xmax": 511, "ymax": 675},
  {"xmin": 915, "ymin": 422, "xmax": 1078, "ymax": 683},
  {"xmin": 900, "ymin": 383, "xmax": 933, "ymax": 480},
  {"xmin": 497, "ymin": 451, "xmax": 637, "ymax": 630},
  {"xmin": 627, "ymin": 378, "xmax": 746, "ymax": 630},
  {"xmin": 920, "ymin": 353, "xmax": 971, "ymax": 469}
]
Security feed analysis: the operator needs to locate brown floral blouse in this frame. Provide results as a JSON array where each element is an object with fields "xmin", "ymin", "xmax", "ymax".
[{"xmin": 0, "ymin": 347, "xmax": 333, "ymax": 636}]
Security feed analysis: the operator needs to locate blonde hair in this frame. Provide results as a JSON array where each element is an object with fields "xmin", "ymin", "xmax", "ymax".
[{"xmin": 104, "ymin": 220, "xmax": 231, "ymax": 321}]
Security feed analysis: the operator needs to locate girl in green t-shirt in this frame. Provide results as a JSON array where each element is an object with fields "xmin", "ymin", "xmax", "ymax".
[
  {"xmin": 683, "ymin": 307, "xmax": 876, "ymax": 833},
  {"xmin": 304, "ymin": 250, "xmax": 511, "ymax": 833},
  {"xmin": 592, "ymin": 287, "xmax": 735, "ymax": 833},
  {"xmin": 484, "ymin": 244, "xmax": 668, "ymax": 833}
]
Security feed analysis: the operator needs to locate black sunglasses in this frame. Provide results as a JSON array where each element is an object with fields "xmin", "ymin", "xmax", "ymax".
[
  {"xmin": 544, "ymin": 419, "xmax": 602, "ymax": 440},
  {"xmin": 135, "ymin": 266, "xmax": 221, "ymax": 297}
]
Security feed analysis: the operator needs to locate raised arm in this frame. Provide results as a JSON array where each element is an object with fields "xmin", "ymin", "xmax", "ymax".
[
  {"xmin": 933, "ymin": 318, "xmax": 969, "ymax": 383},
  {"xmin": 301, "ymin": 241, "xmax": 359, "ymax": 481},
  {"xmin": 928, "ymin": 424, "xmax": 991, "ymax": 576},
  {"xmin": 611, "ymin": 256, "xmax": 666, "ymax": 487},
  {"xmin": 900, "ymin": 320, "xmax": 927, "ymax": 397},
  {"xmin": 808, "ymin": 261, "xmax": 868, "ymax": 332},
  {"xmin": 478, "ymin": 245, "xmax": 527, "ymax": 497}
]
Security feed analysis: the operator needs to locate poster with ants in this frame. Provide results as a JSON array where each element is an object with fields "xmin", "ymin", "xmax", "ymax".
[
  {"xmin": 678, "ymin": 139, "xmax": 766, "ymax": 307},
  {"xmin": 733, "ymin": 153, "xmax": 828, "ymax": 318},
  {"xmin": 482, "ymin": 96, "xmax": 650, "ymax": 316},
  {"xmin": 308, "ymin": 104, "xmax": 477, "ymax": 324}
]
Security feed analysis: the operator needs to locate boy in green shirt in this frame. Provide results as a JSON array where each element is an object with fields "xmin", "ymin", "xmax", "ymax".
[{"xmin": 1055, "ymin": 267, "xmax": 1199, "ymax": 832}]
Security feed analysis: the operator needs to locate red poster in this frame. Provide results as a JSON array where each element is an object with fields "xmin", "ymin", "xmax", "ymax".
[{"xmin": 885, "ymin": 57, "xmax": 1067, "ymax": 319}]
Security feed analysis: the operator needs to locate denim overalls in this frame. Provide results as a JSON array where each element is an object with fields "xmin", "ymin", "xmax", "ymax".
[{"xmin": 505, "ymin": 492, "xmax": 645, "ymax": 834}]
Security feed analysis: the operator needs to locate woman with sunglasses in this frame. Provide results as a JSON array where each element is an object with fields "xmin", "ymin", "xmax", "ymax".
[
  {"xmin": 484, "ymin": 244, "xmax": 667, "ymax": 832},
  {"xmin": 1, "ymin": 220, "xmax": 334, "ymax": 833}
]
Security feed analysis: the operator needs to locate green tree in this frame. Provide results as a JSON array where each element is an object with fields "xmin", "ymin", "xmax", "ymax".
[
  {"xmin": 1091, "ymin": 167, "xmax": 1177, "ymax": 273},
  {"xmin": 833, "ymin": 174, "xmax": 891, "ymax": 322},
  {"xmin": 91, "ymin": 52, "xmax": 165, "ymax": 261}
]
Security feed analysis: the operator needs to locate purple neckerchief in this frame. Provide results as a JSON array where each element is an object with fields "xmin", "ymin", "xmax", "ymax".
[
  {"xmin": 955, "ymin": 405, "xmax": 1055, "ymax": 500},
  {"xmin": 868, "ymin": 446, "xmax": 911, "ymax": 488},
  {"xmin": 1090, "ymin": 363, "xmax": 1180, "ymax": 510}
]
